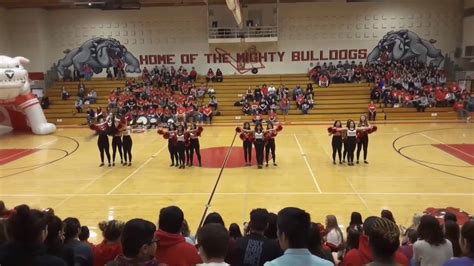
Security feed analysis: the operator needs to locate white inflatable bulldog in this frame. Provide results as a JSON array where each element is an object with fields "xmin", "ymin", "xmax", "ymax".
[{"xmin": 0, "ymin": 55, "xmax": 56, "ymax": 135}]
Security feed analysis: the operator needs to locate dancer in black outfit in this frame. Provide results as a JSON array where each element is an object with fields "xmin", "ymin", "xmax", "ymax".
[
  {"xmin": 122, "ymin": 125, "xmax": 133, "ymax": 166},
  {"xmin": 241, "ymin": 122, "xmax": 253, "ymax": 166},
  {"xmin": 167, "ymin": 123, "xmax": 179, "ymax": 167},
  {"xmin": 356, "ymin": 115, "xmax": 370, "ymax": 164},
  {"xmin": 346, "ymin": 119, "xmax": 357, "ymax": 166},
  {"xmin": 189, "ymin": 123, "xmax": 202, "ymax": 167},
  {"xmin": 95, "ymin": 122, "xmax": 111, "ymax": 167},
  {"xmin": 329, "ymin": 120, "xmax": 343, "ymax": 165},
  {"xmin": 265, "ymin": 122, "xmax": 278, "ymax": 167},
  {"xmin": 254, "ymin": 124, "xmax": 265, "ymax": 169},
  {"xmin": 342, "ymin": 129, "xmax": 348, "ymax": 163},
  {"xmin": 185, "ymin": 124, "xmax": 193, "ymax": 166},
  {"xmin": 111, "ymin": 123, "xmax": 123, "ymax": 166},
  {"xmin": 176, "ymin": 125, "xmax": 187, "ymax": 169}
]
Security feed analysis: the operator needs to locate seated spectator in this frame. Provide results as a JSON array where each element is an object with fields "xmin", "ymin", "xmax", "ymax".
[
  {"xmin": 63, "ymin": 67, "xmax": 72, "ymax": 82},
  {"xmin": 209, "ymin": 96, "xmax": 218, "ymax": 111},
  {"xmin": 367, "ymin": 217, "xmax": 401, "ymax": 266},
  {"xmin": 399, "ymin": 228, "xmax": 417, "ymax": 262},
  {"xmin": 106, "ymin": 68, "xmax": 113, "ymax": 80},
  {"xmin": 415, "ymin": 94, "xmax": 429, "ymax": 112},
  {"xmin": 78, "ymin": 226, "xmax": 94, "ymax": 249},
  {"xmin": 193, "ymin": 224, "xmax": 228, "ymax": 266},
  {"xmin": 308, "ymin": 222, "xmax": 335, "ymax": 263},
  {"xmin": 63, "ymin": 217, "xmax": 94, "ymax": 266},
  {"xmin": 62, "ymin": 87, "xmax": 70, "ymax": 100},
  {"xmin": 41, "ymin": 96, "xmax": 50, "ymax": 109},
  {"xmin": 206, "ymin": 68, "xmax": 215, "ymax": 83},
  {"xmin": 155, "ymin": 206, "xmax": 202, "ymax": 265},
  {"xmin": 280, "ymin": 97, "xmax": 289, "ymax": 116},
  {"xmin": 228, "ymin": 223, "xmax": 242, "ymax": 241},
  {"xmin": 325, "ymin": 215, "xmax": 344, "ymax": 252},
  {"xmin": 215, "ymin": 68, "xmax": 223, "ymax": 82},
  {"xmin": 83, "ymin": 64, "xmax": 93, "ymax": 81},
  {"xmin": 228, "ymin": 208, "xmax": 282, "ymax": 265},
  {"xmin": 305, "ymin": 83, "xmax": 314, "ymax": 97},
  {"xmin": 343, "ymin": 225, "xmax": 363, "ymax": 259},
  {"xmin": 87, "ymin": 90, "xmax": 97, "ymax": 104},
  {"xmin": 341, "ymin": 216, "xmax": 409, "ymax": 266},
  {"xmin": 413, "ymin": 215, "xmax": 453, "ymax": 266},
  {"xmin": 0, "ymin": 205, "xmax": 66, "ymax": 265},
  {"xmin": 44, "ymin": 214, "xmax": 66, "ymax": 259},
  {"xmin": 301, "ymin": 100, "xmax": 310, "ymax": 115},
  {"xmin": 443, "ymin": 221, "xmax": 474, "ymax": 266},
  {"xmin": 94, "ymin": 220, "xmax": 124, "ymax": 266},
  {"xmin": 181, "ymin": 219, "xmax": 196, "ymax": 245},
  {"xmin": 107, "ymin": 218, "xmax": 160, "ymax": 266},
  {"xmin": 318, "ymin": 74, "xmax": 329, "ymax": 88},
  {"xmin": 444, "ymin": 221, "xmax": 462, "ymax": 258},
  {"xmin": 368, "ymin": 101, "xmax": 376, "ymax": 121},
  {"xmin": 454, "ymin": 100, "xmax": 471, "ymax": 121},
  {"xmin": 203, "ymin": 105, "xmax": 213, "ymax": 124},
  {"xmin": 208, "ymin": 87, "xmax": 216, "ymax": 97},
  {"xmin": 75, "ymin": 97, "xmax": 84, "ymax": 113},
  {"xmin": 78, "ymin": 83, "xmax": 86, "ymax": 98},
  {"xmin": 264, "ymin": 213, "xmax": 278, "ymax": 240},
  {"xmin": 264, "ymin": 207, "xmax": 332, "ymax": 266}
]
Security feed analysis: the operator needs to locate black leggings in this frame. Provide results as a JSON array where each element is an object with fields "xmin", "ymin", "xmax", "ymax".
[
  {"xmin": 255, "ymin": 140, "xmax": 265, "ymax": 166},
  {"xmin": 243, "ymin": 140, "xmax": 252, "ymax": 163},
  {"xmin": 98, "ymin": 134, "xmax": 110, "ymax": 164},
  {"xmin": 190, "ymin": 139, "xmax": 201, "ymax": 165},
  {"xmin": 343, "ymin": 140, "xmax": 348, "ymax": 161},
  {"xmin": 185, "ymin": 145, "xmax": 192, "ymax": 165},
  {"xmin": 168, "ymin": 141, "xmax": 178, "ymax": 165},
  {"xmin": 177, "ymin": 141, "xmax": 186, "ymax": 166},
  {"xmin": 332, "ymin": 136, "xmax": 342, "ymax": 162},
  {"xmin": 346, "ymin": 137, "xmax": 357, "ymax": 163},
  {"xmin": 265, "ymin": 139, "xmax": 276, "ymax": 164},
  {"xmin": 122, "ymin": 135, "xmax": 132, "ymax": 163},
  {"xmin": 356, "ymin": 135, "xmax": 369, "ymax": 161},
  {"xmin": 112, "ymin": 136, "xmax": 123, "ymax": 163}
]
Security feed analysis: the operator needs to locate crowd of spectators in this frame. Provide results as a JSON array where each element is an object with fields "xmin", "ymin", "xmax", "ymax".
[
  {"xmin": 0, "ymin": 200, "xmax": 473, "ymax": 266},
  {"xmin": 63, "ymin": 83, "xmax": 97, "ymax": 114}
]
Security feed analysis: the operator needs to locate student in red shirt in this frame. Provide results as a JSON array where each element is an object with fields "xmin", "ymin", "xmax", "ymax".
[
  {"xmin": 189, "ymin": 67, "xmax": 197, "ymax": 82},
  {"xmin": 454, "ymin": 100, "xmax": 471, "ymax": 121},
  {"xmin": 368, "ymin": 101, "xmax": 376, "ymax": 121},
  {"xmin": 93, "ymin": 220, "xmax": 124, "ymax": 266},
  {"xmin": 203, "ymin": 105, "xmax": 213, "ymax": 124}
]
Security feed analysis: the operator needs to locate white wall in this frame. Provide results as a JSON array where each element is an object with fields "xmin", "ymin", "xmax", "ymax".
[
  {"xmin": 2, "ymin": 0, "xmax": 464, "ymax": 74},
  {"xmin": 0, "ymin": 8, "xmax": 10, "ymax": 55},
  {"xmin": 462, "ymin": 0, "xmax": 474, "ymax": 56}
]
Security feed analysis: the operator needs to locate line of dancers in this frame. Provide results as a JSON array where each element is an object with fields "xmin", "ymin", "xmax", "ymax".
[
  {"xmin": 90, "ymin": 113, "xmax": 133, "ymax": 167},
  {"xmin": 236, "ymin": 121, "xmax": 283, "ymax": 169},
  {"xmin": 328, "ymin": 115, "xmax": 377, "ymax": 166},
  {"xmin": 158, "ymin": 120, "xmax": 203, "ymax": 169}
]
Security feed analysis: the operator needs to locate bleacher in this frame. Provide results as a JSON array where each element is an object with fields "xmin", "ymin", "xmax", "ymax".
[{"xmin": 44, "ymin": 74, "xmax": 460, "ymax": 126}]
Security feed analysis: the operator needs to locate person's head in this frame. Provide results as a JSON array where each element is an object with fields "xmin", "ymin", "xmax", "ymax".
[
  {"xmin": 197, "ymin": 223, "xmax": 229, "ymax": 263},
  {"xmin": 180, "ymin": 219, "xmax": 191, "ymax": 237},
  {"xmin": 243, "ymin": 122, "xmax": 251, "ymax": 129},
  {"xmin": 78, "ymin": 226, "xmax": 89, "ymax": 241},
  {"xmin": 308, "ymin": 222, "xmax": 324, "ymax": 253},
  {"xmin": 368, "ymin": 217, "xmax": 400, "ymax": 262},
  {"xmin": 359, "ymin": 115, "xmax": 367, "ymax": 125},
  {"xmin": 266, "ymin": 122, "xmax": 274, "ymax": 130},
  {"xmin": 444, "ymin": 220, "xmax": 462, "ymax": 257},
  {"xmin": 325, "ymin": 215, "xmax": 340, "ymax": 230},
  {"xmin": 333, "ymin": 120, "xmax": 342, "ymax": 128},
  {"xmin": 203, "ymin": 212, "xmax": 225, "ymax": 227},
  {"xmin": 264, "ymin": 212, "xmax": 278, "ymax": 239},
  {"xmin": 98, "ymin": 220, "xmax": 124, "ymax": 242},
  {"xmin": 63, "ymin": 217, "xmax": 81, "ymax": 242},
  {"xmin": 0, "ymin": 201, "xmax": 6, "ymax": 214},
  {"xmin": 405, "ymin": 228, "xmax": 418, "ymax": 244},
  {"xmin": 249, "ymin": 208, "xmax": 269, "ymax": 233},
  {"xmin": 417, "ymin": 215, "xmax": 445, "ymax": 246},
  {"xmin": 362, "ymin": 216, "xmax": 379, "ymax": 236},
  {"xmin": 168, "ymin": 123, "xmax": 176, "ymax": 131},
  {"xmin": 121, "ymin": 219, "xmax": 157, "ymax": 260},
  {"xmin": 228, "ymin": 223, "xmax": 242, "ymax": 239},
  {"xmin": 255, "ymin": 124, "xmax": 263, "ymax": 132},
  {"xmin": 45, "ymin": 214, "xmax": 64, "ymax": 243},
  {"xmin": 444, "ymin": 212, "xmax": 457, "ymax": 224},
  {"xmin": 158, "ymin": 206, "xmax": 184, "ymax": 234},
  {"xmin": 347, "ymin": 119, "xmax": 355, "ymax": 129},
  {"xmin": 7, "ymin": 205, "xmax": 48, "ymax": 244},
  {"xmin": 460, "ymin": 221, "xmax": 474, "ymax": 258},
  {"xmin": 277, "ymin": 207, "xmax": 311, "ymax": 250},
  {"xmin": 381, "ymin": 210, "xmax": 396, "ymax": 224},
  {"xmin": 177, "ymin": 125, "xmax": 184, "ymax": 133},
  {"xmin": 349, "ymin": 212, "xmax": 363, "ymax": 227},
  {"xmin": 347, "ymin": 225, "xmax": 363, "ymax": 250}
]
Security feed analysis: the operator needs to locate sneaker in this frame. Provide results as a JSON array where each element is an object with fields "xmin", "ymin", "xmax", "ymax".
[
  {"xmin": 99, "ymin": 163, "xmax": 104, "ymax": 167},
  {"xmin": 273, "ymin": 163, "xmax": 277, "ymax": 166},
  {"xmin": 128, "ymin": 162, "xmax": 132, "ymax": 166},
  {"xmin": 123, "ymin": 162, "xmax": 127, "ymax": 166},
  {"xmin": 265, "ymin": 163, "xmax": 269, "ymax": 167},
  {"xmin": 258, "ymin": 165, "xmax": 262, "ymax": 169},
  {"xmin": 364, "ymin": 161, "xmax": 369, "ymax": 164},
  {"xmin": 120, "ymin": 160, "xmax": 123, "ymax": 164},
  {"xmin": 339, "ymin": 161, "xmax": 342, "ymax": 165},
  {"xmin": 112, "ymin": 162, "xmax": 115, "ymax": 166},
  {"xmin": 108, "ymin": 163, "xmax": 111, "ymax": 167},
  {"xmin": 333, "ymin": 161, "xmax": 336, "ymax": 165},
  {"xmin": 175, "ymin": 164, "xmax": 179, "ymax": 168},
  {"xmin": 199, "ymin": 162, "xmax": 202, "ymax": 167},
  {"xmin": 356, "ymin": 161, "xmax": 359, "ymax": 164},
  {"xmin": 170, "ymin": 163, "xmax": 175, "ymax": 167}
]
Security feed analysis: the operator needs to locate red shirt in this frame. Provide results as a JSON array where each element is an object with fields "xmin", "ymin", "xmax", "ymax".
[
  {"xmin": 454, "ymin": 102, "xmax": 464, "ymax": 111},
  {"xmin": 93, "ymin": 242, "xmax": 122, "ymax": 266},
  {"xmin": 203, "ymin": 107, "xmax": 213, "ymax": 116},
  {"xmin": 368, "ymin": 104, "xmax": 376, "ymax": 112}
]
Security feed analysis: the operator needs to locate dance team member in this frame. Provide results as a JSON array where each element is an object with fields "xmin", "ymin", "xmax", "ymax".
[
  {"xmin": 236, "ymin": 122, "xmax": 254, "ymax": 166},
  {"xmin": 356, "ymin": 115, "xmax": 371, "ymax": 164},
  {"xmin": 188, "ymin": 123, "xmax": 203, "ymax": 167},
  {"xmin": 346, "ymin": 119, "xmax": 357, "ymax": 166},
  {"xmin": 254, "ymin": 124, "xmax": 265, "ymax": 169},
  {"xmin": 328, "ymin": 120, "xmax": 343, "ymax": 165},
  {"xmin": 158, "ymin": 123, "xmax": 179, "ymax": 167},
  {"xmin": 90, "ymin": 120, "xmax": 111, "ymax": 167},
  {"xmin": 111, "ymin": 115, "xmax": 123, "ymax": 166},
  {"xmin": 185, "ymin": 124, "xmax": 193, "ymax": 166},
  {"xmin": 264, "ymin": 122, "xmax": 283, "ymax": 167},
  {"xmin": 176, "ymin": 125, "xmax": 188, "ymax": 169},
  {"xmin": 342, "ymin": 127, "xmax": 348, "ymax": 164},
  {"xmin": 122, "ymin": 123, "xmax": 133, "ymax": 166}
]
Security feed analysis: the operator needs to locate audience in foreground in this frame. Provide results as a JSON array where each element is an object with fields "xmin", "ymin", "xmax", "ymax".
[{"xmin": 0, "ymin": 202, "xmax": 473, "ymax": 266}]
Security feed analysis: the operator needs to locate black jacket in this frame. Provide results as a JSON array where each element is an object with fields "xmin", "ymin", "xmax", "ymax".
[
  {"xmin": 228, "ymin": 233, "xmax": 282, "ymax": 266},
  {"xmin": 0, "ymin": 241, "xmax": 66, "ymax": 266}
]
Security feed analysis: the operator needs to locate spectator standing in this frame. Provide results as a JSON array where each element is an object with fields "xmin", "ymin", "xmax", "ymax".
[
  {"xmin": 443, "ymin": 221, "xmax": 474, "ymax": 266},
  {"xmin": 93, "ymin": 220, "xmax": 124, "ymax": 266},
  {"xmin": 413, "ymin": 215, "xmax": 453, "ymax": 266},
  {"xmin": 368, "ymin": 101, "xmax": 376, "ymax": 121},
  {"xmin": 63, "ymin": 217, "xmax": 94, "ymax": 266},
  {"xmin": 215, "ymin": 68, "xmax": 223, "ymax": 82},
  {"xmin": 196, "ymin": 223, "xmax": 230, "ymax": 266},
  {"xmin": 189, "ymin": 67, "xmax": 198, "ymax": 82}
]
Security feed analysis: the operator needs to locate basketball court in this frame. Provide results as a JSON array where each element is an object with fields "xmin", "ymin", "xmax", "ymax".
[{"xmin": 0, "ymin": 122, "xmax": 472, "ymax": 242}]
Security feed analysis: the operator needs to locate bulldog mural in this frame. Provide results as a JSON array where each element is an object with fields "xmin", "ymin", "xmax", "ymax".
[
  {"xmin": 367, "ymin": 30, "xmax": 444, "ymax": 67},
  {"xmin": 0, "ymin": 55, "xmax": 56, "ymax": 135},
  {"xmin": 57, "ymin": 38, "xmax": 141, "ymax": 76}
]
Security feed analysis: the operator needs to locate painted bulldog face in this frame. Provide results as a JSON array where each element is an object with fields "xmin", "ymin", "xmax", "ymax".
[{"xmin": 0, "ymin": 56, "xmax": 30, "ymax": 99}]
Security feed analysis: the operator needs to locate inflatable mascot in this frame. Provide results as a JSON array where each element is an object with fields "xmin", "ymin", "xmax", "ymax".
[{"xmin": 0, "ymin": 55, "xmax": 56, "ymax": 135}]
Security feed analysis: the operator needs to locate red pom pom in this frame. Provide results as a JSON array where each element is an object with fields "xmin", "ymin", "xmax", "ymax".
[
  {"xmin": 332, "ymin": 128, "xmax": 338, "ymax": 134},
  {"xmin": 89, "ymin": 124, "xmax": 96, "ymax": 130},
  {"xmin": 327, "ymin": 127, "xmax": 333, "ymax": 134},
  {"xmin": 197, "ymin": 126, "xmax": 204, "ymax": 133},
  {"xmin": 235, "ymin": 127, "xmax": 242, "ymax": 133},
  {"xmin": 276, "ymin": 125, "xmax": 283, "ymax": 132},
  {"xmin": 372, "ymin": 125, "xmax": 378, "ymax": 132},
  {"xmin": 163, "ymin": 132, "xmax": 170, "ymax": 139},
  {"xmin": 239, "ymin": 133, "xmax": 246, "ymax": 141},
  {"xmin": 157, "ymin": 129, "xmax": 164, "ymax": 135},
  {"xmin": 196, "ymin": 131, "xmax": 201, "ymax": 137},
  {"xmin": 185, "ymin": 132, "xmax": 191, "ymax": 139}
]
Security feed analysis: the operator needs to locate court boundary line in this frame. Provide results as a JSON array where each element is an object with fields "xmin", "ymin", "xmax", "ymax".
[
  {"xmin": 293, "ymin": 134, "xmax": 322, "ymax": 193},
  {"xmin": 419, "ymin": 133, "xmax": 474, "ymax": 159},
  {"xmin": 106, "ymin": 144, "xmax": 167, "ymax": 195}
]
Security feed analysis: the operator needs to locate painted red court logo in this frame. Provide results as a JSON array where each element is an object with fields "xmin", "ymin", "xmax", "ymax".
[
  {"xmin": 433, "ymin": 144, "xmax": 474, "ymax": 165},
  {"xmin": 198, "ymin": 146, "xmax": 266, "ymax": 168},
  {"xmin": 424, "ymin": 207, "xmax": 471, "ymax": 225},
  {"xmin": 0, "ymin": 149, "xmax": 38, "ymax": 165}
]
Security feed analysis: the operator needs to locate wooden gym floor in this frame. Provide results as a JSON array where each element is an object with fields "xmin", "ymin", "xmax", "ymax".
[{"xmin": 0, "ymin": 122, "xmax": 473, "ymax": 242}]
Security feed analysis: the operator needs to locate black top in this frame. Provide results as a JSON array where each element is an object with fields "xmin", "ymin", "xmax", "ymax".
[
  {"xmin": 228, "ymin": 233, "xmax": 282, "ymax": 266},
  {"xmin": 0, "ymin": 241, "xmax": 66, "ymax": 266},
  {"xmin": 63, "ymin": 239, "xmax": 94, "ymax": 266}
]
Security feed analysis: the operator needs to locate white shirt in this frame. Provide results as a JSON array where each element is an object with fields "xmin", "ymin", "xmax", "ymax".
[
  {"xmin": 413, "ymin": 239, "xmax": 453, "ymax": 266},
  {"xmin": 347, "ymin": 129, "xmax": 356, "ymax": 137},
  {"xmin": 326, "ymin": 228, "xmax": 343, "ymax": 247}
]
